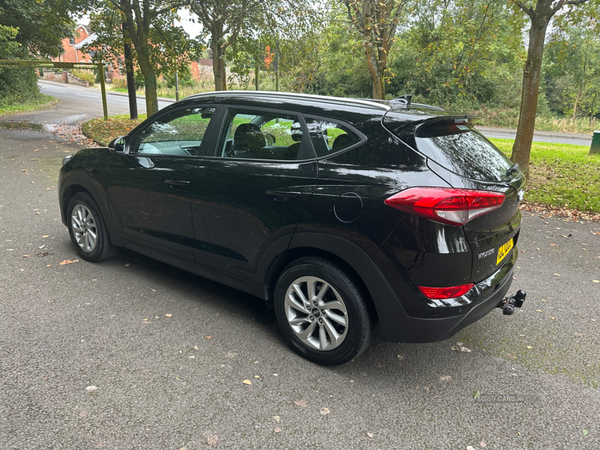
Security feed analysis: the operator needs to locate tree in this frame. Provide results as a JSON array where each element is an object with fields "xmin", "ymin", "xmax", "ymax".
[
  {"xmin": 87, "ymin": 0, "xmax": 192, "ymax": 116},
  {"xmin": 190, "ymin": 0, "xmax": 316, "ymax": 91},
  {"xmin": 343, "ymin": 0, "xmax": 406, "ymax": 99},
  {"xmin": 510, "ymin": 0, "xmax": 591, "ymax": 179},
  {"xmin": 0, "ymin": 0, "xmax": 74, "ymax": 57},
  {"xmin": 390, "ymin": 0, "xmax": 525, "ymax": 109},
  {"xmin": 189, "ymin": 0, "xmax": 253, "ymax": 91},
  {"xmin": 545, "ymin": 25, "xmax": 600, "ymax": 120}
]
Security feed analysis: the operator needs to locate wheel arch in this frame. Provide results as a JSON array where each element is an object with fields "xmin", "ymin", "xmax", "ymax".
[
  {"xmin": 260, "ymin": 233, "xmax": 379, "ymax": 325},
  {"xmin": 60, "ymin": 175, "xmax": 121, "ymax": 246}
]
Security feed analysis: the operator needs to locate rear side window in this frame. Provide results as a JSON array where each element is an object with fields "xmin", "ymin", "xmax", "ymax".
[
  {"xmin": 304, "ymin": 118, "xmax": 361, "ymax": 157},
  {"xmin": 415, "ymin": 122, "xmax": 512, "ymax": 182}
]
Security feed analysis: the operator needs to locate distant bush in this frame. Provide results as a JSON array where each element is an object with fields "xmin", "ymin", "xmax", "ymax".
[
  {"xmin": 71, "ymin": 69, "xmax": 95, "ymax": 87},
  {"xmin": 111, "ymin": 77, "xmax": 128, "ymax": 90}
]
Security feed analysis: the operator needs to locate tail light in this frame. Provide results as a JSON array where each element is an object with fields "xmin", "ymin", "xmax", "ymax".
[
  {"xmin": 384, "ymin": 187, "xmax": 505, "ymax": 226},
  {"xmin": 419, "ymin": 284, "xmax": 474, "ymax": 299}
]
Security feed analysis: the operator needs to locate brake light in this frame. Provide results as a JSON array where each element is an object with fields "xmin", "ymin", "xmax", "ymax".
[
  {"xmin": 384, "ymin": 187, "xmax": 505, "ymax": 226},
  {"xmin": 418, "ymin": 284, "xmax": 474, "ymax": 299}
]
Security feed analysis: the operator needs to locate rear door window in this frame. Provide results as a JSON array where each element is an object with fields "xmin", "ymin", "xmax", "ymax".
[
  {"xmin": 414, "ymin": 122, "xmax": 513, "ymax": 182},
  {"xmin": 214, "ymin": 109, "xmax": 313, "ymax": 161}
]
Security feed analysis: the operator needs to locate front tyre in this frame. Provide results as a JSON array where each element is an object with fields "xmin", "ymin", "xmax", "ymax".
[
  {"xmin": 274, "ymin": 257, "xmax": 373, "ymax": 365},
  {"xmin": 67, "ymin": 192, "xmax": 119, "ymax": 262}
]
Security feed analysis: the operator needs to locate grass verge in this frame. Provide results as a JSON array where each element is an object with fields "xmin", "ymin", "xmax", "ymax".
[
  {"xmin": 0, "ymin": 94, "xmax": 58, "ymax": 116},
  {"xmin": 490, "ymin": 138, "xmax": 600, "ymax": 213},
  {"xmin": 81, "ymin": 114, "xmax": 147, "ymax": 146}
]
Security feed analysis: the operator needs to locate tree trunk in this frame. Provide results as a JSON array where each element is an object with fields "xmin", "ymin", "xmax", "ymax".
[
  {"xmin": 211, "ymin": 39, "xmax": 227, "ymax": 91},
  {"xmin": 122, "ymin": 22, "xmax": 138, "ymax": 120},
  {"xmin": 573, "ymin": 87, "xmax": 581, "ymax": 120},
  {"xmin": 510, "ymin": 19, "xmax": 549, "ymax": 180},
  {"xmin": 137, "ymin": 50, "xmax": 158, "ymax": 117},
  {"xmin": 365, "ymin": 45, "xmax": 384, "ymax": 99}
]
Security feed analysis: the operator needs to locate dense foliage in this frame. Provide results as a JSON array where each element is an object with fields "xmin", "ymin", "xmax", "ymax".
[{"xmin": 0, "ymin": 26, "xmax": 40, "ymax": 107}]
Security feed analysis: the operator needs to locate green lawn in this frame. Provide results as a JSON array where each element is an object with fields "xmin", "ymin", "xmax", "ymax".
[
  {"xmin": 0, "ymin": 94, "xmax": 58, "ymax": 116},
  {"xmin": 490, "ymin": 139, "xmax": 600, "ymax": 213}
]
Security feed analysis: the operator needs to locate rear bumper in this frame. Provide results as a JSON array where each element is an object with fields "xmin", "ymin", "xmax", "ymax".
[{"xmin": 363, "ymin": 248, "xmax": 517, "ymax": 343}]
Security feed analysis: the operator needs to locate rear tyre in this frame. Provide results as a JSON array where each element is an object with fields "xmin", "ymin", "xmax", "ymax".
[
  {"xmin": 67, "ymin": 192, "xmax": 120, "ymax": 262},
  {"xmin": 274, "ymin": 257, "xmax": 372, "ymax": 365}
]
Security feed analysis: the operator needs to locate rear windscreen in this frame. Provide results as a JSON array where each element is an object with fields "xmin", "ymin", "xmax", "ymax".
[{"xmin": 415, "ymin": 122, "xmax": 512, "ymax": 182}]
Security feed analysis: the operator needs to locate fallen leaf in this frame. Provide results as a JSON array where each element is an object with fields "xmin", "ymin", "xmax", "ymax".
[
  {"xmin": 85, "ymin": 386, "xmax": 98, "ymax": 392},
  {"xmin": 554, "ymin": 273, "xmax": 560, "ymax": 276},
  {"xmin": 274, "ymin": 427, "xmax": 281, "ymax": 433},
  {"xmin": 253, "ymin": 375, "xmax": 260, "ymax": 379},
  {"xmin": 165, "ymin": 314, "xmax": 172, "ymax": 317},
  {"xmin": 367, "ymin": 432, "xmax": 373, "ymax": 438},
  {"xmin": 593, "ymin": 280, "xmax": 599, "ymax": 283},
  {"xmin": 60, "ymin": 259, "xmax": 77, "ymax": 265},
  {"xmin": 583, "ymin": 430, "xmax": 588, "ymax": 437},
  {"xmin": 273, "ymin": 416, "xmax": 281, "ymax": 422},
  {"xmin": 550, "ymin": 317, "xmax": 557, "ymax": 320},
  {"xmin": 125, "ymin": 263, "xmax": 130, "ymax": 267},
  {"xmin": 535, "ymin": 310, "xmax": 542, "ymax": 313},
  {"xmin": 242, "ymin": 379, "xmax": 252, "ymax": 385},
  {"xmin": 440, "ymin": 375, "xmax": 452, "ymax": 381},
  {"xmin": 480, "ymin": 441, "xmax": 486, "ymax": 448},
  {"xmin": 294, "ymin": 400, "xmax": 308, "ymax": 407},
  {"xmin": 207, "ymin": 434, "xmax": 218, "ymax": 447},
  {"xmin": 320, "ymin": 407, "xmax": 330, "ymax": 415},
  {"xmin": 206, "ymin": 336, "xmax": 212, "ymax": 339},
  {"xmin": 526, "ymin": 346, "xmax": 533, "ymax": 349},
  {"xmin": 42, "ymin": 235, "xmax": 49, "ymax": 238},
  {"xmin": 22, "ymin": 255, "xmax": 30, "ymax": 258}
]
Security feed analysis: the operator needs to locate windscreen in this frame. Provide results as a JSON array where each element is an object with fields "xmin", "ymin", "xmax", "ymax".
[{"xmin": 415, "ymin": 122, "xmax": 513, "ymax": 182}]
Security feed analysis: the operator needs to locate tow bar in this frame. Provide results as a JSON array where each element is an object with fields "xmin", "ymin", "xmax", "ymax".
[{"xmin": 498, "ymin": 290, "xmax": 526, "ymax": 315}]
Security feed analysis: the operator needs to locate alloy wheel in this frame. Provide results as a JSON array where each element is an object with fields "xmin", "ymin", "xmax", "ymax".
[
  {"xmin": 71, "ymin": 204, "xmax": 98, "ymax": 253},
  {"xmin": 284, "ymin": 276, "xmax": 349, "ymax": 351}
]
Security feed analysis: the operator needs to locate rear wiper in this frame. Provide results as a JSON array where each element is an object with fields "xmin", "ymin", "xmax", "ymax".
[{"xmin": 505, "ymin": 163, "xmax": 519, "ymax": 177}]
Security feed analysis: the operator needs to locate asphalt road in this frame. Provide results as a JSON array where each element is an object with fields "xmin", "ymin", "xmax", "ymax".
[
  {"xmin": 1, "ymin": 99, "xmax": 599, "ymax": 449},
  {"xmin": 38, "ymin": 80, "xmax": 174, "ymax": 120}
]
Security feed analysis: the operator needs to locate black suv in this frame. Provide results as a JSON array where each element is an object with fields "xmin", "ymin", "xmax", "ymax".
[{"xmin": 59, "ymin": 92, "xmax": 526, "ymax": 365}]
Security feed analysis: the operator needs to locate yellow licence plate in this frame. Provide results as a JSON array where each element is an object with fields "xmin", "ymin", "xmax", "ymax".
[{"xmin": 497, "ymin": 238, "xmax": 514, "ymax": 265}]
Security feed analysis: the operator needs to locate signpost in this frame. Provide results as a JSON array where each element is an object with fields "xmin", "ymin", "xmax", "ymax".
[{"xmin": 0, "ymin": 60, "xmax": 109, "ymax": 120}]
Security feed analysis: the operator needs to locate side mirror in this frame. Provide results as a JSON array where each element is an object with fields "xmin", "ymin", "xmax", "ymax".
[{"xmin": 108, "ymin": 136, "xmax": 128, "ymax": 154}]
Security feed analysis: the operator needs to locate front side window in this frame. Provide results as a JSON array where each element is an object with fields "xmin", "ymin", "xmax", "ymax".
[
  {"xmin": 216, "ymin": 110, "xmax": 311, "ymax": 161},
  {"xmin": 136, "ymin": 107, "xmax": 215, "ymax": 156},
  {"xmin": 304, "ymin": 118, "xmax": 361, "ymax": 157}
]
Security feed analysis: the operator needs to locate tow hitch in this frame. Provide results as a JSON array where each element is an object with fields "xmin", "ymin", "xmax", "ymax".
[{"xmin": 498, "ymin": 290, "xmax": 526, "ymax": 315}]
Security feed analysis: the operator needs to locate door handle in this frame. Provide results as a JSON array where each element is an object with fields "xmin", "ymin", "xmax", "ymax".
[
  {"xmin": 266, "ymin": 190, "xmax": 300, "ymax": 199},
  {"xmin": 165, "ymin": 179, "xmax": 191, "ymax": 186}
]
